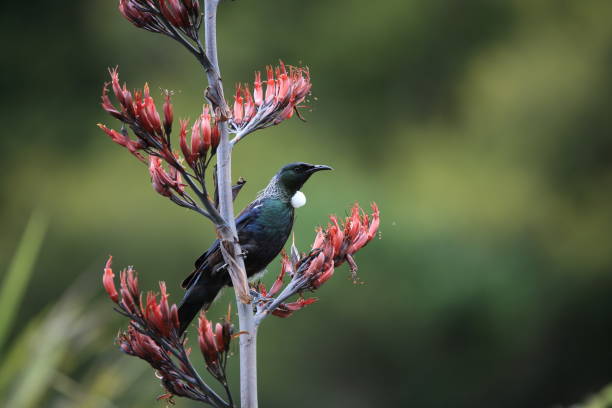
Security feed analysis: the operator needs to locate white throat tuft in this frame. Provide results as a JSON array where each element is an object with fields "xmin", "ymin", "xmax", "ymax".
[{"xmin": 291, "ymin": 191, "xmax": 307, "ymax": 208}]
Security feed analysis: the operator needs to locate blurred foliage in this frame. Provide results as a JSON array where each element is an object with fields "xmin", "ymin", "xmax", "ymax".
[
  {"xmin": 580, "ymin": 384, "xmax": 612, "ymax": 408},
  {"xmin": 0, "ymin": 211, "xmax": 46, "ymax": 350},
  {"xmin": 2, "ymin": 0, "xmax": 612, "ymax": 407}
]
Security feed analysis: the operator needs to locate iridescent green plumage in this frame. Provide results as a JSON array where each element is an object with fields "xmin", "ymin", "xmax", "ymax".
[{"xmin": 178, "ymin": 162, "xmax": 332, "ymax": 333}]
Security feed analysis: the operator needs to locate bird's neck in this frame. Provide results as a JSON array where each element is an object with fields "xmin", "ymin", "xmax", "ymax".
[{"xmin": 258, "ymin": 175, "xmax": 294, "ymax": 203}]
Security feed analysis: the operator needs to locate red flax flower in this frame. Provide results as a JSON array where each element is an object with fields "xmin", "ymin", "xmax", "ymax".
[
  {"xmin": 198, "ymin": 310, "xmax": 233, "ymax": 380},
  {"xmin": 179, "ymin": 106, "xmax": 220, "ymax": 170},
  {"xmin": 102, "ymin": 255, "xmax": 180, "ymax": 335},
  {"xmin": 103, "ymin": 256, "xmax": 119, "ymax": 302},
  {"xmin": 102, "ymin": 257, "xmax": 234, "ymax": 405},
  {"xmin": 149, "ymin": 156, "xmax": 185, "ymax": 198},
  {"xmin": 99, "ymin": 68, "xmax": 220, "ymax": 175},
  {"xmin": 118, "ymin": 0, "xmax": 202, "ymax": 41},
  {"xmin": 229, "ymin": 61, "xmax": 312, "ymax": 142},
  {"xmin": 99, "ymin": 68, "xmax": 172, "ymax": 157},
  {"xmin": 294, "ymin": 202, "xmax": 379, "ymax": 290},
  {"xmin": 317, "ymin": 202, "xmax": 380, "ymax": 271},
  {"xmin": 119, "ymin": 0, "xmax": 159, "ymax": 30},
  {"xmin": 118, "ymin": 326, "xmax": 165, "ymax": 368},
  {"xmin": 271, "ymin": 297, "xmax": 318, "ymax": 318},
  {"xmin": 255, "ymin": 203, "xmax": 380, "ymax": 319}
]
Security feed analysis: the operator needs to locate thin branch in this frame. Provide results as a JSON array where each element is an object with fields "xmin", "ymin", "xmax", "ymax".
[
  {"xmin": 203, "ymin": 1, "xmax": 259, "ymax": 407},
  {"xmin": 203, "ymin": 0, "xmax": 230, "ymax": 117},
  {"xmin": 253, "ymin": 280, "xmax": 303, "ymax": 326}
]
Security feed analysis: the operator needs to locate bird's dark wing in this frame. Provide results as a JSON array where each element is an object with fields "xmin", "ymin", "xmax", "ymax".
[{"xmin": 181, "ymin": 200, "xmax": 262, "ymax": 289}]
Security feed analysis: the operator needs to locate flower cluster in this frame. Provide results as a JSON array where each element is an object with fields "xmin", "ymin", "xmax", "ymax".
[
  {"xmin": 254, "ymin": 203, "xmax": 380, "ymax": 319},
  {"xmin": 104, "ymin": 256, "xmax": 181, "ymax": 336},
  {"xmin": 119, "ymin": 0, "xmax": 202, "ymax": 41},
  {"xmin": 117, "ymin": 326, "xmax": 210, "ymax": 402},
  {"xmin": 256, "ymin": 262, "xmax": 319, "ymax": 318},
  {"xmin": 149, "ymin": 156, "xmax": 185, "ymax": 197},
  {"xmin": 179, "ymin": 107, "xmax": 220, "ymax": 170},
  {"xmin": 103, "ymin": 257, "xmax": 235, "ymax": 406},
  {"xmin": 99, "ymin": 69, "xmax": 222, "ymax": 208},
  {"xmin": 315, "ymin": 202, "xmax": 381, "ymax": 278},
  {"xmin": 229, "ymin": 61, "xmax": 312, "ymax": 142},
  {"xmin": 99, "ymin": 68, "xmax": 176, "ymax": 158},
  {"xmin": 198, "ymin": 309, "xmax": 233, "ymax": 381}
]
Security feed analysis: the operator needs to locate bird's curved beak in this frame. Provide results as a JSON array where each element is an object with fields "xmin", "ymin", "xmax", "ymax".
[{"xmin": 307, "ymin": 164, "xmax": 333, "ymax": 174}]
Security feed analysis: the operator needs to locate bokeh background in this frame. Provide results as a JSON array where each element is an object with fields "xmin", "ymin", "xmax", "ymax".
[{"xmin": 2, "ymin": 1, "xmax": 612, "ymax": 407}]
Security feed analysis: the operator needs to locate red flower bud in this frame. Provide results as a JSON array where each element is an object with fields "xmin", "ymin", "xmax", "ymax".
[
  {"xmin": 198, "ymin": 313, "xmax": 218, "ymax": 366},
  {"xmin": 312, "ymin": 228, "xmax": 325, "ymax": 250},
  {"xmin": 159, "ymin": 0, "xmax": 190, "ymax": 28},
  {"xmin": 152, "ymin": 155, "xmax": 183, "ymax": 196},
  {"xmin": 143, "ymin": 94, "xmax": 162, "ymax": 135},
  {"xmin": 264, "ymin": 65, "xmax": 275, "ymax": 104},
  {"xmin": 158, "ymin": 282, "xmax": 171, "ymax": 334},
  {"xmin": 233, "ymin": 85, "xmax": 244, "ymax": 125},
  {"xmin": 110, "ymin": 67, "xmax": 123, "ymax": 103},
  {"xmin": 170, "ymin": 304, "xmax": 180, "ymax": 330},
  {"xmin": 304, "ymin": 252, "xmax": 325, "ymax": 277},
  {"xmin": 103, "ymin": 256, "xmax": 119, "ymax": 302},
  {"xmin": 211, "ymin": 123, "xmax": 220, "ymax": 151},
  {"xmin": 312, "ymin": 263, "xmax": 334, "ymax": 288},
  {"xmin": 277, "ymin": 102, "xmax": 294, "ymax": 122},
  {"xmin": 187, "ymin": 0, "xmax": 201, "ymax": 23},
  {"xmin": 179, "ymin": 119, "xmax": 192, "ymax": 166},
  {"xmin": 269, "ymin": 257, "xmax": 287, "ymax": 296},
  {"xmin": 276, "ymin": 61, "xmax": 290, "ymax": 101},
  {"xmin": 101, "ymin": 83, "xmax": 122, "ymax": 120},
  {"xmin": 190, "ymin": 114, "xmax": 209, "ymax": 161},
  {"xmin": 272, "ymin": 298, "xmax": 318, "ymax": 318},
  {"xmin": 119, "ymin": 0, "xmax": 156, "ymax": 29},
  {"xmin": 367, "ymin": 203, "xmax": 380, "ymax": 241},
  {"xmin": 118, "ymin": 267, "xmax": 139, "ymax": 314},
  {"xmin": 253, "ymin": 71, "xmax": 263, "ymax": 106},
  {"xmin": 149, "ymin": 157, "xmax": 172, "ymax": 197},
  {"xmin": 98, "ymin": 123, "xmax": 127, "ymax": 146},
  {"xmin": 227, "ymin": 61, "xmax": 312, "ymax": 138},
  {"xmin": 285, "ymin": 297, "xmax": 317, "ymax": 311},
  {"xmin": 214, "ymin": 322, "xmax": 224, "ymax": 352},
  {"xmin": 243, "ymin": 84, "xmax": 256, "ymax": 121},
  {"xmin": 201, "ymin": 107, "xmax": 212, "ymax": 153}
]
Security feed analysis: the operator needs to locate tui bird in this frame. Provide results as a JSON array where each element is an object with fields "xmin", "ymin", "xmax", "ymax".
[{"xmin": 178, "ymin": 162, "xmax": 332, "ymax": 333}]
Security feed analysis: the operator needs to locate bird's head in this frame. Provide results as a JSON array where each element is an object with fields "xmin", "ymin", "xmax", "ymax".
[{"xmin": 275, "ymin": 162, "xmax": 332, "ymax": 203}]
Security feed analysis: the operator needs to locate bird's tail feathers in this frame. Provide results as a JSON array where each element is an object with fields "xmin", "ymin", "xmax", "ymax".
[
  {"xmin": 181, "ymin": 269, "xmax": 199, "ymax": 289},
  {"xmin": 177, "ymin": 280, "xmax": 224, "ymax": 335}
]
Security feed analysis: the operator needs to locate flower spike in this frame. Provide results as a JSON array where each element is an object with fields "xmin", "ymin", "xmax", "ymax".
[
  {"xmin": 253, "ymin": 203, "xmax": 380, "ymax": 320},
  {"xmin": 118, "ymin": 0, "xmax": 202, "ymax": 41},
  {"xmin": 102, "ymin": 258, "xmax": 234, "ymax": 403},
  {"xmin": 229, "ymin": 60, "xmax": 312, "ymax": 142}
]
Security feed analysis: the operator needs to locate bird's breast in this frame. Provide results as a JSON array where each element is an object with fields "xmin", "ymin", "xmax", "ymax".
[{"xmin": 239, "ymin": 200, "xmax": 294, "ymax": 275}]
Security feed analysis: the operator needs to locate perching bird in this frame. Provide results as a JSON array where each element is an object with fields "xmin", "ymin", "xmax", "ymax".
[{"xmin": 178, "ymin": 162, "xmax": 332, "ymax": 333}]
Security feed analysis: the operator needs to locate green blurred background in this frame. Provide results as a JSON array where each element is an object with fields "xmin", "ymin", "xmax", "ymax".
[{"xmin": 2, "ymin": 0, "xmax": 612, "ymax": 407}]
